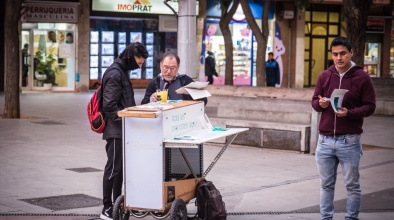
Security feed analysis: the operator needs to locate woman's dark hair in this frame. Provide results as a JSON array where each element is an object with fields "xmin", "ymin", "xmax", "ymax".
[
  {"xmin": 160, "ymin": 51, "xmax": 180, "ymax": 65},
  {"xmin": 330, "ymin": 36, "xmax": 352, "ymax": 52},
  {"xmin": 133, "ymin": 42, "xmax": 149, "ymax": 59},
  {"xmin": 118, "ymin": 42, "xmax": 149, "ymax": 70}
]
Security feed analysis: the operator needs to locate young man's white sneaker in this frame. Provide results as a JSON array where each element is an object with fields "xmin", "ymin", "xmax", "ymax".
[{"xmin": 100, "ymin": 206, "xmax": 113, "ymax": 220}]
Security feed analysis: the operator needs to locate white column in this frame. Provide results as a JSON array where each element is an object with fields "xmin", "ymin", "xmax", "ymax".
[
  {"xmin": 295, "ymin": 10, "xmax": 305, "ymax": 88},
  {"xmin": 178, "ymin": 0, "xmax": 197, "ymax": 79}
]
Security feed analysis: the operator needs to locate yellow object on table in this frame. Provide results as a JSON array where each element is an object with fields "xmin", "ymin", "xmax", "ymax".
[{"xmin": 157, "ymin": 90, "xmax": 168, "ymax": 102}]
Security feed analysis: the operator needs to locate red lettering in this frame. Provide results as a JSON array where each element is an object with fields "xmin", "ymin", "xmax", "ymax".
[{"xmin": 118, "ymin": 4, "xmax": 134, "ymax": 11}]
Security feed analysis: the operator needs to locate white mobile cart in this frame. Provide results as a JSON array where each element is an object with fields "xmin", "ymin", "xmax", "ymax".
[{"xmin": 115, "ymin": 100, "xmax": 248, "ymax": 220}]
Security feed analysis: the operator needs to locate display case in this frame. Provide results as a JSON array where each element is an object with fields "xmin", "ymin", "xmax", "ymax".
[
  {"xmin": 145, "ymin": 32, "xmax": 154, "ymax": 79},
  {"xmin": 364, "ymin": 42, "xmax": 380, "ymax": 77},
  {"xmin": 216, "ymin": 50, "xmax": 250, "ymax": 85},
  {"xmin": 390, "ymin": 39, "xmax": 394, "ymax": 77},
  {"xmin": 89, "ymin": 18, "xmax": 159, "ymax": 89},
  {"xmin": 118, "ymin": 32, "xmax": 126, "ymax": 43}
]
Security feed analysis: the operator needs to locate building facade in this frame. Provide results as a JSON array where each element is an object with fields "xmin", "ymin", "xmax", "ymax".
[{"xmin": 0, "ymin": 0, "xmax": 393, "ymax": 92}]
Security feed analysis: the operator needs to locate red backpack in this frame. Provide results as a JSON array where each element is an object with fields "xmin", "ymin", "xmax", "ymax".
[{"xmin": 87, "ymin": 86, "xmax": 105, "ymax": 134}]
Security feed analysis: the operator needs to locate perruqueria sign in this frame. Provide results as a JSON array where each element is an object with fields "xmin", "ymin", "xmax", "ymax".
[{"xmin": 22, "ymin": 2, "xmax": 78, "ymax": 23}]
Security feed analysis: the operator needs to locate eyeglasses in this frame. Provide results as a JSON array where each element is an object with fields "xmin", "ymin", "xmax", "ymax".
[{"xmin": 162, "ymin": 65, "xmax": 177, "ymax": 71}]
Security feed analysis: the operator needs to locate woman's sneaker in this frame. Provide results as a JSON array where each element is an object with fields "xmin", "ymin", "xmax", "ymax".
[{"xmin": 100, "ymin": 206, "xmax": 113, "ymax": 220}]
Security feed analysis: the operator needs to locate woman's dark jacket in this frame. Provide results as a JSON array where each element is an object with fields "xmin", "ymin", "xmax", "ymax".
[{"xmin": 101, "ymin": 45, "xmax": 141, "ymax": 140}]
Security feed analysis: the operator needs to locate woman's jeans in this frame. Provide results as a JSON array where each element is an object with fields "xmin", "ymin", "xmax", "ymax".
[{"xmin": 315, "ymin": 134, "xmax": 362, "ymax": 220}]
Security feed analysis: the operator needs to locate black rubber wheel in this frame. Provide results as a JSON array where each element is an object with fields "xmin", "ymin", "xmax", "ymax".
[
  {"xmin": 169, "ymin": 198, "xmax": 187, "ymax": 220},
  {"xmin": 113, "ymin": 195, "xmax": 130, "ymax": 220}
]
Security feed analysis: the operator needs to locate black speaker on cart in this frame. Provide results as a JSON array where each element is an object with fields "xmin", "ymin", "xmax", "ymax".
[{"xmin": 164, "ymin": 144, "xmax": 203, "ymax": 181}]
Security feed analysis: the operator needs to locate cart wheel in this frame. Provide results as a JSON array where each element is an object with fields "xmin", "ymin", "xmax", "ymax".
[
  {"xmin": 169, "ymin": 198, "xmax": 187, "ymax": 220},
  {"xmin": 131, "ymin": 210, "xmax": 149, "ymax": 218},
  {"xmin": 113, "ymin": 195, "xmax": 130, "ymax": 220}
]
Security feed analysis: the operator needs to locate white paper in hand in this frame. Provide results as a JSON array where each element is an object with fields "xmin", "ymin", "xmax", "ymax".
[
  {"xmin": 330, "ymin": 89, "xmax": 348, "ymax": 112},
  {"xmin": 176, "ymin": 81, "xmax": 211, "ymax": 100}
]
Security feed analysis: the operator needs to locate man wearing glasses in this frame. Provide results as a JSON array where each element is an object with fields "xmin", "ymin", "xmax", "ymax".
[{"xmin": 141, "ymin": 51, "xmax": 207, "ymax": 105}]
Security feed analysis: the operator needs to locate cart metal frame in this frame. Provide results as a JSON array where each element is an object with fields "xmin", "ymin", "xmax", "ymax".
[{"xmin": 115, "ymin": 101, "xmax": 248, "ymax": 220}]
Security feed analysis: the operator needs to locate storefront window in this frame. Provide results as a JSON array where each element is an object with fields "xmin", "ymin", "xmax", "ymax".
[
  {"xmin": 312, "ymin": 11, "xmax": 327, "ymax": 22},
  {"xmin": 390, "ymin": 36, "xmax": 394, "ymax": 77},
  {"xmin": 204, "ymin": 19, "xmax": 274, "ymax": 86},
  {"xmin": 328, "ymin": 25, "xmax": 338, "ymax": 35},
  {"xmin": 23, "ymin": 23, "xmax": 76, "ymax": 90},
  {"xmin": 329, "ymin": 12, "xmax": 339, "ymax": 23},
  {"xmin": 364, "ymin": 42, "xmax": 380, "ymax": 77},
  {"xmin": 89, "ymin": 18, "xmax": 158, "ymax": 88}
]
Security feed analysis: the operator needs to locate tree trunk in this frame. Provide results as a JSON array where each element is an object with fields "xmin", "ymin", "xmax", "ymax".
[
  {"xmin": 342, "ymin": 0, "xmax": 373, "ymax": 67},
  {"xmin": 219, "ymin": 0, "xmax": 239, "ymax": 85},
  {"xmin": 3, "ymin": 0, "xmax": 22, "ymax": 118},
  {"xmin": 240, "ymin": 0, "xmax": 270, "ymax": 87}
]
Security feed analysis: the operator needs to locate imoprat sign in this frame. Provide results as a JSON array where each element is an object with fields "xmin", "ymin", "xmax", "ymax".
[{"xmin": 92, "ymin": 0, "xmax": 181, "ymax": 15}]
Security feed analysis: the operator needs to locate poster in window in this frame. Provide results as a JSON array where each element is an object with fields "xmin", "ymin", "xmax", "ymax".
[
  {"xmin": 90, "ymin": 44, "xmax": 99, "ymax": 55},
  {"xmin": 102, "ymin": 31, "xmax": 114, "ymax": 43},
  {"xmin": 118, "ymin": 44, "xmax": 126, "ymax": 54},
  {"xmin": 118, "ymin": 32, "xmax": 126, "ymax": 43},
  {"xmin": 58, "ymin": 31, "xmax": 66, "ymax": 43},
  {"xmin": 47, "ymin": 30, "xmax": 57, "ymax": 43},
  {"xmin": 90, "ymin": 68, "xmax": 98, "ymax": 80},
  {"xmin": 130, "ymin": 69, "xmax": 141, "ymax": 79},
  {"xmin": 102, "ymin": 56, "xmax": 114, "ymax": 67},
  {"xmin": 59, "ymin": 43, "xmax": 74, "ymax": 58},
  {"xmin": 146, "ymin": 68, "xmax": 153, "ymax": 79},
  {"xmin": 65, "ymin": 32, "xmax": 74, "ymax": 44},
  {"xmin": 146, "ymin": 32, "xmax": 154, "ymax": 44},
  {"xmin": 130, "ymin": 32, "xmax": 142, "ymax": 43},
  {"xmin": 146, "ymin": 45, "xmax": 153, "ymax": 56},
  {"xmin": 90, "ymin": 56, "xmax": 98, "ymax": 67},
  {"xmin": 146, "ymin": 57, "xmax": 153, "ymax": 67},
  {"xmin": 102, "ymin": 68, "xmax": 108, "ymax": 76},
  {"xmin": 102, "ymin": 44, "xmax": 114, "ymax": 55},
  {"xmin": 91, "ymin": 31, "xmax": 99, "ymax": 43}
]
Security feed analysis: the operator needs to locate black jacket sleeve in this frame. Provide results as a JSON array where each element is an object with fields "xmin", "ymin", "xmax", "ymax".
[{"xmin": 102, "ymin": 71, "xmax": 123, "ymax": 119}]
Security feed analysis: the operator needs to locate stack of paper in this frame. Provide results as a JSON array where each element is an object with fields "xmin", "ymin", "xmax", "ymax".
[{"xmin": 176, "ymin": 81, "xmax": 211, "ymax": 100}]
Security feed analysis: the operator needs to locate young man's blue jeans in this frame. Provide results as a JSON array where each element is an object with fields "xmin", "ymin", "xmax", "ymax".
[{"xmin": 315, "ymin": 134, "xmax": 362, "ymax": 220}]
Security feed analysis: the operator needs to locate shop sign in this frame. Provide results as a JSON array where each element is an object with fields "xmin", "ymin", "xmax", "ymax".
[
  {"xmin": 92, "ymin": 0, "xmax": 198, "ymax": 15},
  {"xmin": 23, "ymin": 3, "xmax": 78, "ymax": 23},
  {"xmin": 366, "ymin": 17, "xmax": 385, "ymax": 33}
]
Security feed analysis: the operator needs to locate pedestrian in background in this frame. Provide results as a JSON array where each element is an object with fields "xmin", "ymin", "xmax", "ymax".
[
  {"xmin": 205, "ymin": 51, "xmax": 218, "ymax": 84},
  {"xmin": 21, "ymin": 43, "xmax": 29, "ymax": 87},
  {"xmin": 265, "ymin": 52, "xmax": 280, "ymax": 87},
  {"xmin": 100, "ymin": 42, "xmax": 148, "ymax": 220},
  {"xmin": 311, "ymin": 36, "xmax": 376, "ymax": 220}
]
